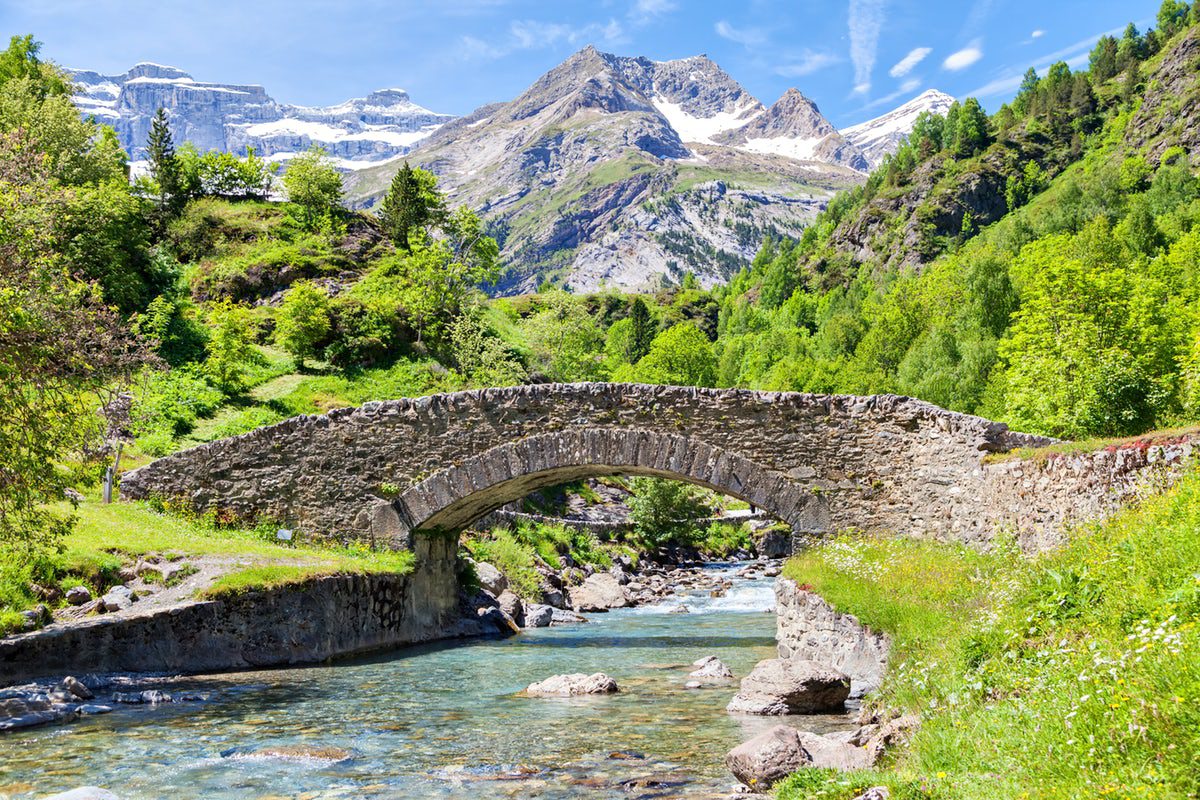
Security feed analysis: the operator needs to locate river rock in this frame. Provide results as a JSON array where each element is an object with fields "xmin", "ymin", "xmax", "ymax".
[
  {"xmin": 549, "ymin": 608, "xmax": 589, "ymax": 626},
  {"xmin": 497, "ymin": 590, "xmax": 525, "ymax": 627},
  {"xmin": 61, "ymin": 676, "xmax": 94, "ymax": 700},
  {"xmin": 754, "ymin": 529, "xmax": 792, "ymax": 559},
  {"xmin": 726, "ymin": 725, "xmax": 870, "ymax": 790},
  {"xmin": 42, "ymin": 789, "xmax": 121, "ymax": 800},
  {"xmin": 524, "ymin": 603, "xmax": 554, "ymax": 628},
  {"xmin": 65, "ymin": 585, "xmax": 93, "ymax": 606},
  {"xmin": 726, "ymin": 658, "xmax": 850, "ymax": 715},
  {"xmin": 568, "ymin": 573, "xmax": 630, "ymax": 612},
  {"xmin": 690, "ymin": 656, "xmax": 734, "ymax": 680},
  {"xmin": 669, "ymin": 604, "xmax": 690, "ymax": 614},
  {"xmin": 525, "ymin": 673, "xmax": 619, "ymax": 696},
  {"xmin": 724, "ymin": 725, "xmax": 811, "ymax": 789},
  {"xmin": 474, "ymin": 562, "xmax": 507, "ymax": 595}
]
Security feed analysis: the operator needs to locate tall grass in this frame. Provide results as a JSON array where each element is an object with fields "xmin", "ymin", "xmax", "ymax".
[{"xmin": 777, "ymin": 469, "xmax": 1200, "ymax": 800}]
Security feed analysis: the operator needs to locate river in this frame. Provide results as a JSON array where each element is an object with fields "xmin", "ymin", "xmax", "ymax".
[{"xmin": 0, "ymin": 565, "xmax": 853, "ymax": 799}]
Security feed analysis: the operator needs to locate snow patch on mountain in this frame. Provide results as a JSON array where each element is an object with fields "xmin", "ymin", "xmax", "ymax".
[
  {"xmin": 651, "ymin": 97, "xmax": 759, "ymax": 144},
  {"xmin": 843, "ymin": 89, "xmax": 957, "ymax": 168},
  {"xmin": 70, "ymin": 63, "xmax": 454, "ymax": 168}
]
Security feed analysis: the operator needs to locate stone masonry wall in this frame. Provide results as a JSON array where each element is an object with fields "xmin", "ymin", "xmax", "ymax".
[
  {"xmin": 0, "ymin": 534, "xmax": 459, "ymax": 684},
  {"xmin": 121, "ymin": 383, "xmax": 1050, "ymax": 546},
  {"xmin": 775, "ymin": 577, "xmax": 890, "ymax": 699}
]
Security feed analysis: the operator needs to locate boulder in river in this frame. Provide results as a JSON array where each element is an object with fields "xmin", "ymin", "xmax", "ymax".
[
  {"xmin": 524, "ymin": 603, "xmax": 554, "ymax": 628},
  {"xmin": 726, "ymin": 658, "xmax": 850, "ymax": 715},
  {"xmin": 497, "ymin": 590, "xmax": 525, "ymax": 627},
  {"xmin": 525, "ymin": 673, "xmax": 619, "ymax": 696},
  {"xmin": 725, "ymin": 725, "xmax": 870, "ymax": 789},
  {"xmin": 568, "ymin": 573, "xmax": 630, "ymax": 612},
  {"xmin": 549, "ymin": 608, "xmax": 589, "ymax": 626},
  {"xmin": 690, "ymin": 656, "xmax": 734, "ymax": 680}
]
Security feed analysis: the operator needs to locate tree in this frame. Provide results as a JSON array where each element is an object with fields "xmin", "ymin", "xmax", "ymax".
[
  {"xmin": 274, "ymin": 281, "xmax": 331, "ymax": 368},
  {"xmin": 1089, "ymin": 35, "xmax": 1120, "ymax": 82},
  {"xmin": 625, "ymin": 323, "xmax": 717, "ymax": 387},
  {"xmin": 522, "ymin": 290, "xmax": 604, "ymax": 381},
  {"xmin": 0, "ymin": 35, "xmax": 69, "ymax": 98},
  {"xmin": 379, "ymin": 162, "xmax": 446, "ymax": 250},
  {"xmin": 448, "ymin": 304, "xmax": 526, "ymax": 387},
  {"xmin": 1013, "ymin": 68, "xmax": 1039, "ymax": 115},
  {"xmin": 953, "ymin": 98, "xmax": 989, "ymax": 156},
  {"xmin": 283, "ymin": 145, "xmax": 343, "ymax": 230},
  {"xmin": 627, "ymin": 477, "xmax": 713, "ymax": 548},
  {"xmin": 628, "ymin": 297, "xmax": 655, "ymax": 363},
  {"xmin": 202, "ymin": 299, "xmax": 261, "ymax": 393},
  {"xmin": 1158, "ymin": 0, "xmax": 1190, "ymax": 38},
  {"xmin": 0, "ymin": 130, "xmax": 147, "ymax": 553},
  {"xmin": 146, "ymin": 107, "xmax": 181, "ymax": 224}
]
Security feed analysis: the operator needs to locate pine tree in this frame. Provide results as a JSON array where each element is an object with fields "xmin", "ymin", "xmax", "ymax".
[
  {"xmin": 1089, "ymin": 36, "xmax": 1120, "ymax": 83},
  {"xmin": 146, "ymin": 107, "xmax": 180, "ymax": 221},
  {"xmin": 628, "ymin": 297, "xmax": 654, "ymax": 364},
  {"xmin": 379, "ymin": 162, "xmax": 446, "ymax": 251}
]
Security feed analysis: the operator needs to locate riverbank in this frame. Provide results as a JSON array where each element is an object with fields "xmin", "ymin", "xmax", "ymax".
[
  {"xmin": 0, "ymin": 565, "xmax": 835, "ymax": 800},
  {"xmin": 771, "ymin": 467, "xmax": 1200, "ymax": 800}
]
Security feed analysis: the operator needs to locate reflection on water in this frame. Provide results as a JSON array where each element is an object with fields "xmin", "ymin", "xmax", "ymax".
[{"xmin": 0, "ymin": 565, "xmax": 854, "ymax": 799}]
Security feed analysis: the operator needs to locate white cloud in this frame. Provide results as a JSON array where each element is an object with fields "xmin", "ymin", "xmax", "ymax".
[
  {"xmin": 853, "ymin": 82, "xmax": 925, "ymax": 112},
  {"xmin": 889, "ymin": 46, "xmax": 931, "ymax": 78},
  {"xmin": 461, "ymin": 18, "xmax": 627, "ymax": 60},
  {"xmin": 943, "ymin": 42, "xmax": 983, "ymax": 71},
  {"xmin": 1031, "ymin": 29, "xmax": 1045, "ymax": 38},
  {"xmin": 714, "ymin": 20, "xmax": 767, "ymax": 48},
  {"xmin": 848, "ymin": 0, "xmax": 887, "ymax": 94},
  {"xmin": 775, "ymin": 49, "xmax": 841, "ymax": 77},
  {"xmin": 630, "ymin": 0, "xmax": 677, "ymax": 25},
  {"xmin": 900, "ymin": 77, "xmax": 920, "ymax": 92}
]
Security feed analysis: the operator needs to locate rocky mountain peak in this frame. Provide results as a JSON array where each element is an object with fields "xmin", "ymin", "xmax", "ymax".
[
  {"xmin": 843, "ymin": 89, "xmax": 957, "ymax": 169},
  {"xmin": 123, "ymin": 62, "xmax": 191, "ymax": 81}
]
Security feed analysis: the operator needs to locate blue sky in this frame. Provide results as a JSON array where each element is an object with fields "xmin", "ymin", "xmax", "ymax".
[{"xmin": 2, "ymin": 0, "xmax": 1158, "ymax": 126}]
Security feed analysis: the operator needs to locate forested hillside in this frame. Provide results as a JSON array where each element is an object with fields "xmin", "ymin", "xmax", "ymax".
[{"xmin": 1, "ymin": 6, "xmax": 1199, "ymax": 586}]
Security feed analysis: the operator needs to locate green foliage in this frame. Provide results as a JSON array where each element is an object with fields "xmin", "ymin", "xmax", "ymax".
[
  {"xmin": 780, "ymin": 466, "xmax": 1200, "ymax": 799},
  {"xmin": 521, "ymin": 290, "xmax": 604, "ymax": 381},
  {"xmin": 379, "ymin": 162, "xmax": 446, "ymax": 250},
  {"xmin": 627, "ymin": 477, "xmax": 713, "ymax": 548},
  {"xmin": 465, "ymin": 529, "xmax": 543, "ymax": 599},
  {"xmin": 177, "ymin": 144, "xmax": 276, "ymax": 201},
  {"xmin": 282, "ymin": 145, "xmax": 344, "ymax": 230},
  {"xmin": 620, "ymin": 322, "xmax": 717, "ymax": 387},
  {"xmin": 274, "ymin": 280, "xmax": 332, "ymax": 367},
  {"xmin": 202, "ymin": 299, "xmax": 263, "ymax": 393}
]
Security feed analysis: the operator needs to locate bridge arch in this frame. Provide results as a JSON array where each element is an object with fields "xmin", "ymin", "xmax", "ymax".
[{"xmin": 380, "ymin": 429, "xmax": 829, "ymax": 545}]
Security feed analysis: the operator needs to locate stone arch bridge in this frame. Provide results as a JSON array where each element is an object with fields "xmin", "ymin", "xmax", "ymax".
[{"xmin": 121, "ymin": 383, "xmax": 1057, "ymax": 549}]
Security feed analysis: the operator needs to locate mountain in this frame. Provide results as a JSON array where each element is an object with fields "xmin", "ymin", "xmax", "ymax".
[
  {"xmin": 842, "ymin": 89, "xmax": 957, "ymax": 169},
  {"xmin": 70, "ymin": 63, "xmax": 453, "ymax": 166},
  {"xmin": 344, "ymin": 47, "xmax": 897, "ymax": 294}
]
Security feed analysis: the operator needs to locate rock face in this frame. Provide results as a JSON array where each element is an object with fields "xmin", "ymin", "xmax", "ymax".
[
  {"xmin": 123, "ymin": 384, "xmax": 1077, "ymax": 550},
  {"xmin": 525, "ymin": 672, "xmax": 619, "ymax": 696},
  {"xmin": 0, "ymin": 535, "xmax": 458, "ymax": 684},
  {"xmin": 568, "ymin": 573, "xmax": 630, "ymax": 612},
  {"xmin": 727, "ymin": 658, "xmax": 850, "ymax": 715},
  {"xmin": 775, "ymin": 578, "xmax": 890, "ymax": 698},
  {"xmin": 345, "ymin": 46, "xmax": 937, "ymax": 294},
  {"xmin": 474, "ymin": 562, "xmax": 507, "ymax": 596},
  {"xmin": 70, "ymin": 63, "xmax": 453, "ymax": 164}
]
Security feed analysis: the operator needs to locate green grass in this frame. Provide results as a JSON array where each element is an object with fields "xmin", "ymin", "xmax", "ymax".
[
  {"xmin": 0, "ymin": 498, "xmax": 415, "ymax": 635},
  {"xmin": 984, "ymin": 424, "xmax": 1200, "ymax": 465},
  {"xmin": 775, "ymin": 469, "xmax": 1200, "ymax": 800}
]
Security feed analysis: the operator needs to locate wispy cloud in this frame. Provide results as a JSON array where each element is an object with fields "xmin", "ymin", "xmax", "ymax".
[
  {"xmin": 854, "ymin": 82, "xmax": 925, "ymax": 112},
  {"xmin": 775, "ymin": 49, "xmax": 841, "ymax": 77},
  {"xmin": 943, "ymin": 40, "xmax": 983, "ymax": 71},
  {"xmin": 848, "ymin": 0, "xmax": 887, "ymax": 94},
  {"xmin": 889, "ymin": 47, "xmax": 931, "ymax": 78},
  {"xmin": 630, "ymin": 0, "xmax": 676, "ymax": 26},
  {"xmin": 1031, "ymin": 29, "xmax": 1045, "ymax": 39},
  {"xmin": 967, "ymin": 23, "xmax": 1127, "ymax": 98},
  {"xmin": 714, "ymin": 20, "xmax": 767, "ymax": 48},
  {"xmin": 460, "ymin": 18, "xmax": 627, "ymax": 60},
  {"xmin": 900, "ymin": 77, "xmax": 920, "ymax": 92}
]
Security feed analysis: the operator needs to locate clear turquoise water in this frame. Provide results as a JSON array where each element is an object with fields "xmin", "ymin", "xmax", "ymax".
[{"xmin": 0, "ymin": 567, "xmax": 852, "ymax": 799}]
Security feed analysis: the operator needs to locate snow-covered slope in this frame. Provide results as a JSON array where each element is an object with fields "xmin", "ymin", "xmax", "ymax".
[
  {"xmin": 70, "ymin": 63, "xmax": 454, "ymax": 167},
  {"xmin": 842, "ymin": 89, "xmax": 957, "ymax": 169}
]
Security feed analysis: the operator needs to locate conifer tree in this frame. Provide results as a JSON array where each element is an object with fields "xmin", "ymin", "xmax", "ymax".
[
  {"xmin": 380, "ymin": 162, "xmax": 446, "ymax": 251},
  {"xmin": 628, "ymin": 297, "xmax": 654, "ymax": 364},
  {"xmin": 146, "ymin": 107, "xmax": 181, "ymax": 222}
]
